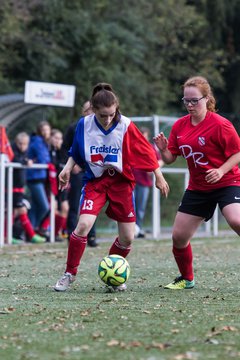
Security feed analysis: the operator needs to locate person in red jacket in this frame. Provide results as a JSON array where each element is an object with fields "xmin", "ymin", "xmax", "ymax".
[
  {"xmin": 154, "ymin": 76, "xmax": 240, "ymax": 290},
  {"xmin": 54, "ymin": 82, "xmax": 169, "ymax": 292}
]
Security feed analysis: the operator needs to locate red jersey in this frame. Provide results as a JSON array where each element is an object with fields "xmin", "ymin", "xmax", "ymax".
[
  {"xmin": 168, "ymin": 111, "xmax": 240, "ymax": 191},
  {"xmin": 133, "ymin": 144, "xmax": 161, "ymax": 186}
]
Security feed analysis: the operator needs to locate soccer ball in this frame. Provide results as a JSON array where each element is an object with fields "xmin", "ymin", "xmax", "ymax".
[{"xmin": 98, "ymin": 254, "xmax": 130, "ymax": 286}]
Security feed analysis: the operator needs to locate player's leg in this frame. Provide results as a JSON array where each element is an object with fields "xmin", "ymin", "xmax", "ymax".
[
  {"xmin": 55, "ymin": 195, "xmax": 69, "ymax": 238},
  {"xmin": 54, "ymin": 214, "xmax": 97, "ymax": 291},
  {"xmin": 107, "ymin": 175, "xmax": 135, "ymax": 258},
  {"xmin": 221, "ymin": 202, "xmax": 240, "ymax": 235},
  {"xmin": 108, "ymin": 221, "xmax": 135, "ymax": 292},
  {"xmin": 66, "ymin": 213, "xmax": 97, "ymax": 272},
  {"xmin": 165, "ymin": 189, "xmax": 215, "ymax": 290},
  {"xmin": 164, "ymin": 211, "xmax": 203, "ymax": 289},
  {"xmin": 13, "ymin": 193, "xmax": 46, "ymax": 243},
  {"xmin": 109, "ymin": 221, "xmax": 135, "ymax": 258},
  {"xmin": 54, "ymin": 179, "xmax": 106, "ymax": 291}
]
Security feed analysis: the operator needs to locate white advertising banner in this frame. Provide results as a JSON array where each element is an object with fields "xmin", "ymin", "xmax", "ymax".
[{"xmin": 24, "ymin": 81, "xmax": 76, "ymax": 107}]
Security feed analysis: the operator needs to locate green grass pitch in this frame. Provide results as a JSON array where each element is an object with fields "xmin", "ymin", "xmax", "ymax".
[{"xmin": 0, "ymin": 236, "xmax": 240, "ymax": 360}]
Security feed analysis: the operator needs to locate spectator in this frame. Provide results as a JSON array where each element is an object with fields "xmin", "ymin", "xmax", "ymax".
[
  {"xmin": 62, "ymin": 101, "xmax": 98, "ymax": 247},
  {"xmin": 27, "ymin": 121, "xmax": 51, "ymax": 233},
  {"xmin": 133, "ymin": 127, "xmax": 164, "ymax": 238},
  {"xmin": 50, "ymin": 128, "xmax": 69, "ymax": 240},
  {"xmin": 12, "ymin": 132, "xmax": 46, "ymax": 244}
]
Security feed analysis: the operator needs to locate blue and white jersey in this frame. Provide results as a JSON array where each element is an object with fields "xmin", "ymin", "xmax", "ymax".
[{"xmin": 69, "ymin": 113, "xmax": 159, "ymax": 183}]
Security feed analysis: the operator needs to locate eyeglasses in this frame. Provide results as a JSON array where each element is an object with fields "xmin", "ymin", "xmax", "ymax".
[{"xmin": 182, "ymin": 96, "xmax": 205, "ymax": 106}]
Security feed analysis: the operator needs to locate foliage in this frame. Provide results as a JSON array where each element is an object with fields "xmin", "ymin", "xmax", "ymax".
[{"xmin": 1, "ymin": 0, "xmax": 240, "ymax": 129}]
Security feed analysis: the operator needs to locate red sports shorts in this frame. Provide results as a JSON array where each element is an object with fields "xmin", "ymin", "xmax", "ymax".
[{"xmin": 79, "ymin": 170, "xmax": 136, "ymax": 223}]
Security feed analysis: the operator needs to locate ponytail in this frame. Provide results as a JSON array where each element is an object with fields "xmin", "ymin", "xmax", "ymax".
[
  {"xmin": 90, "ymin": 82, "xmax": 120, "ymax": 121},
  {"xmin": 91, "ymin": 83, "xmax": 114, "ymax": 97}
]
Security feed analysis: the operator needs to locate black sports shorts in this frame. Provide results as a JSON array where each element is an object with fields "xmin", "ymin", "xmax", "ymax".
[{"xmin": 178, "ymin": 186, "xmax": 240, "ymax": 221}]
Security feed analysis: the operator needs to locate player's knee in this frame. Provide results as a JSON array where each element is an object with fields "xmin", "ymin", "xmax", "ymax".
[
  {"xmin": 228, "ymin": 219, "xmax": 240, "ymax": 234},
  {"xmin": 75, "ymin": 222, "xmax": 91, "ymax": 236},
  {"xmin": 119, "ymin": 236, "xmax": 133, "ymax": 247},
  {"xmin": 172, "ymin": 230, "xmax": 188, "ymax": 248}
]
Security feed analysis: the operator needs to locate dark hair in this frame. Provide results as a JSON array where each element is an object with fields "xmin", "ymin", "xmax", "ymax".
[
  {"xmin": 37, "ymin": 121, "xmax": 51, "ymax": 136},
  {"xmin": 183, "ymin": 76, "xmax": 217, "ymax": 112},
  {"xmin": 90, "ymin": 83, "xmax": 120, "ymax": 121}
]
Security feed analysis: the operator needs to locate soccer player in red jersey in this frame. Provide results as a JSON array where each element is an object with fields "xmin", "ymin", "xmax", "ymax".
[
  {"xmin": 54, "ymin": 82, "xmax": 169, "ymax": 292},
  {"xmin": 154, "ymin": 76, "xmax": 240, "ymax": 289}
]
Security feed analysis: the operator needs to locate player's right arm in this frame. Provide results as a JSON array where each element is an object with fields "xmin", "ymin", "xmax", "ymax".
[
  {"xmin": 58, "ymin": 156, "xmax": 77, "ymax": 190},
  {"xmin": 153, "ymin": 132, "xmax": 177, "ymax": 164},
  {"xmin": 153, "ymin": 167, "xmax": 170, "ymax": 197}
]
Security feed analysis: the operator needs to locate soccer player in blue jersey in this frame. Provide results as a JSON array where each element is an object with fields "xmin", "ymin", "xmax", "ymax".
[{"xmin": 54, "ymin": 83, "xmax": 169, "ymax": 292}]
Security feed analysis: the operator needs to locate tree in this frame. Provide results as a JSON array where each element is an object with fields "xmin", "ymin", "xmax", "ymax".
[{"xmin": 0, "ymin": 0, "xmax": 238, "ymax": 131}]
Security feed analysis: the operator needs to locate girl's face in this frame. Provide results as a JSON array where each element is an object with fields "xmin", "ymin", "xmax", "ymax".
[
  {"xmin": 51, "ymin": 132, "xmax": 63, "ymax": 149},
  {"xmin": 93, "ymin": 104, "xmax": 117, "ymax": 130},
  {"xmin": 183, "ymin": 86, "xmax": 208, "ymax": 119},
  {"xmin": 40, "ymin": 125, "xmax": 51, "ymax": 141}
]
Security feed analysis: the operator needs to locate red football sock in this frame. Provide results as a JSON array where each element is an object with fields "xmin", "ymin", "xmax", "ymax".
[
  {"xmin": 172, "ymin": 243, "xmax": 194, "ymax": 281},
  {"xmin": 19, "ymin": 213, "xmax": 35, "ymax": 239},
  {"xmin": 41, "ymin": 216, "xmax": 50, "ymax": 230},
  {"xmin": 55, "ymin": 214, "xmax": 66, "ymax": 236},
  {"xmin": 65, "ymin": 232, "xmax": 87, "ymax": 275},
  {"xmin": 109, "ymin": 237, "xmax": 131, "ymax": 258}
]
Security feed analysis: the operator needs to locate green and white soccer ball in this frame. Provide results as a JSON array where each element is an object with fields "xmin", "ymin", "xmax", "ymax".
[{"xmin": 98, "ymin": 254, "xmax": 130, "ymax": 286}]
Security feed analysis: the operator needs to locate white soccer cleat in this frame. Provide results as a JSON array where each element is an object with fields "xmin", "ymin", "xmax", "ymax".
[
  {"xmin": 54, "ymin": 272, "xmax": 76, "ymax": 291},
  {"xmin": 110, "ymin": 283, "xmax": 127, "ymax": 292}
]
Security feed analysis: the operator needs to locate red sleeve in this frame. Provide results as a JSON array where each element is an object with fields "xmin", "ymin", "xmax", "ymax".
[
  {"xmin": 123, "ymin": 122, "xmax": 159, "ymax": 171},
  {"xmin": 152, "ymin": 144, "xmax": 161, "ymax": 160},
  {"xmin": 217, "ymin": 120, "xmax": 240, "ymax": 157}
]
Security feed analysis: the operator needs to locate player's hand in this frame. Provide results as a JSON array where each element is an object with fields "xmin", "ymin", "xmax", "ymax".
[
  {"xmin": 205, "ymin": 168, "xmax": 224, "ymax": 184},
  {"xmin": 58, "ymin": 168, "xmax": 71, "ymax": 190},
  {"xmin": 153, "ymin": 132, "xmax": 168, "ymax": 152},
  {"xmin": 27, "ymin": 159, "xmax": 33, "ymax": 166},
  {"xmin": 155, "ymin": 176, "xmax": 170, "ymax": 197}
]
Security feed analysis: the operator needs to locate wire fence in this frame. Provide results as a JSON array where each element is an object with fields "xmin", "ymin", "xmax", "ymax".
[
  {"xmin": 0, "ymin": 154, "xmax": 220, "ymax": 248},
  {"xmin": 0, "ymin": 113, "xmax": 222, "ymax": 247}
]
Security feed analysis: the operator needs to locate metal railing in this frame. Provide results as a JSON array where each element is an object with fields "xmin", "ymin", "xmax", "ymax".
[
  {"xmin": 0, "ymin": 154, "xmax": 219, "ymax": 247},
  {"xmin": 152, "ymin": 167, "xmax": 218, "ymax": 238},
  {"xmin": 0, "ymin": 154, "xmax": 55, "ymax": 247}
]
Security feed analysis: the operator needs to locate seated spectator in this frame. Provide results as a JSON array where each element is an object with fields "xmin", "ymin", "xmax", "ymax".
[
  {"xmin": 50, "ymin": 128, "xmax": 69, "ymax": 240},
  {"xmin": 133, "ymin": 127, "xmax": 164, "ymax": 238},
  {"xmin": 12, "ymin": 132, "xmax": 46, "ymax": 244}
]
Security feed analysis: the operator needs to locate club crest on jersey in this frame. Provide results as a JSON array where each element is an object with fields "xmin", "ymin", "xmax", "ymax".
[
  {"xmin": 198, "ymin": 136, "xmax": 205, "ymax": 146},
  {"xmin": 90, "ymin": 145, "xmax": 119, "ymax": 163}
]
